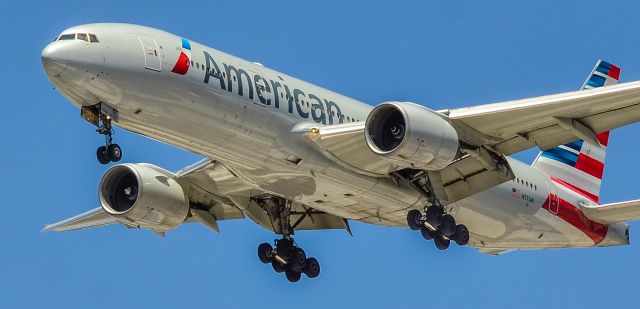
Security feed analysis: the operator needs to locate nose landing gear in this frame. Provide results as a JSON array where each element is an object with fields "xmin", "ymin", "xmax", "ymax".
[
  {"xmin": 81, "ymin": 103, "xmax": 122, "ymax": 164},
  {"xmin": 96, "ymin": 119, "xmax": 122, "ymax": 165}
]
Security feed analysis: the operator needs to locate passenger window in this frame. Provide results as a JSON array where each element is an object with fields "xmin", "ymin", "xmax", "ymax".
[
  {"xmin": 76, "ymin": 33, "xmax": 89, "ymax": 42},
  {"xmin": 59, "ymin": 34, "xmax": 75, "ymax": 40},
  {"xmin": 89, "ymin": 34, "xmax": 99, "ymax": 42}
]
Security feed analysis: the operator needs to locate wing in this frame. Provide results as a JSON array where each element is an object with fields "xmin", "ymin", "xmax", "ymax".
[
  {"xmin": 579, "ymin": 200, "xmax": 640, "ymax": 224},
  {"xmin": 44, "ymin": 159, "xmax": 351, "ymax": 234},
  {"xmin": 43, "ymin": 207, "xmax": 120, "ymax": 232},
  {"xmin": 446, "ymin": 81, "xmax": 640, "ymax": 155}
]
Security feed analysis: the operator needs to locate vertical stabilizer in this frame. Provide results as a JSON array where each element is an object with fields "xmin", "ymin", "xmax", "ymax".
[{"xmin": 532, "ymin": 60, "xmax": 620, "ymax": 203}]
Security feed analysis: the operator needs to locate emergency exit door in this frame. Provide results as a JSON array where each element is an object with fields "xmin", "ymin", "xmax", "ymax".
[{"xmin": 139, "ymin": 36, "xmax": 161, "ymax": 72}]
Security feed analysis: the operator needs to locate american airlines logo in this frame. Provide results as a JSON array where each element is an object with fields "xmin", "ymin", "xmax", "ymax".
[
  {"xmin": 201, "ymin": 51, "xmax": 345, "ymax": 125},
  {"xmin": 171, "ymin": 38, "xmax": 191, "ymax": 75}
]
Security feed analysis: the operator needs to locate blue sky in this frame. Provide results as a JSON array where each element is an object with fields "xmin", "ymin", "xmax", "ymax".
[{"xmin": 2, "ymin": 1, "xmax": 640, "ymax": 307}]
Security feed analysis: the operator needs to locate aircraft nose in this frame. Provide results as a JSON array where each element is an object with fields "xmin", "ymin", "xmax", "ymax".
[{"xmin": 41, "ymin": 42, "xmax": 70, "ymax": 76}]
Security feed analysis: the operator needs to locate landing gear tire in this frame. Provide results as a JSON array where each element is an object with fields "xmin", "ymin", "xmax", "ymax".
[
  {"xmin": 438, "ymin": 214, "xmax": 456, "ymax": 237},
  {"xmin": 426, "ymin": 206, "xmax": 444, "ymax": 226},
  {"xmin": 276, "ymin": 238, "xmax": 293, "ymax": 259},
  {"xmin": 453, "ymin": 224, "xmax": 470, "ymax": 246},
  {"xmin": 107, "ymin": 144, "xmax": 122, "ymax": 162},
  {"xmin": 289, "ymin": 247, "xmax": 307, "ymax": 272},
  {"xmin": 285, "ymin": 268, "xmax": 302, "ymax": 283},
  {"xmin": 258, "ymin": 243, "xmax": 274, "ymax": 264},
  {"xmin": 420, "ymin": 226, "xmax": 434, "ymax": 240},
  {"xmin": 272, "ymin": 261, "xmax": 285, "ymax": 273},
  {"xmin": 303, "ymin": 257, "xmax": 320, "ymax": 278},
  {"xmin": 407, "ymin": 209, "xmax": 423, "ymax": 231},
  {"xmin": 434, "ymin": 233, "xmax": 451, "ymax": 250},
  {"xmin": 96, "ymin": 146, "xmax": 110, "ymax": 164}
]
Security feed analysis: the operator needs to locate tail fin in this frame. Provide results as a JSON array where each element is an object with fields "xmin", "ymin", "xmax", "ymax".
[{"xmin": 532, "ymin": 60, "xmax": 620, "ymax": 203}]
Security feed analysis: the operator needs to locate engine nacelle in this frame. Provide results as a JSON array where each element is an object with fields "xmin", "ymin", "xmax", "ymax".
[
  {"xmin": 365, "ymin": 102, "xmax": 459, "ymax": 170},
  {"xmin": 99, "ymin": 163, "xmax": 189, "ymax": 232}
]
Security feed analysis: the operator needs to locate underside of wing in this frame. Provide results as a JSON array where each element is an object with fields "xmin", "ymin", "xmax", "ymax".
[
  {"xmin": 300, "ymin": 122, "xmax": 514, "ymax": 205},
  {"xmin": 297, "ymin": 122, "xmax": 393, "ymax": 177},
  {"xmin": 43, "ymin": 207, "xmax": 120, "ymax": 232},
  {"xmin": 447, "ymin": 81, "xmax": 640, "ymax": 155},
  {"xmin": 45, "ymin": 159, "xmax": 354, "ymax": 235}
]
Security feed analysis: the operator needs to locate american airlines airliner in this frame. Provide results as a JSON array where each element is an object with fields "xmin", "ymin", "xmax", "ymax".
[{"xmin": 42, "ymin": 23, "xmax": 640, "ymax": 282}]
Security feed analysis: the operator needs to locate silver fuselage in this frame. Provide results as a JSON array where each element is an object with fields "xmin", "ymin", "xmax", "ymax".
[{"xmin": 42, "ymin": 23, "xmax": 628, "ymax": 250}]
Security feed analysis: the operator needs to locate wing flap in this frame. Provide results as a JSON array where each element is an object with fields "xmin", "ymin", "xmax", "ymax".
[
  {"xmin": 433, "ymin": 148, "xmax": 514, "ymax": 204},
  {"xmin": 580, "ymin": 200, "xmax": 640, "ymax": 224}
]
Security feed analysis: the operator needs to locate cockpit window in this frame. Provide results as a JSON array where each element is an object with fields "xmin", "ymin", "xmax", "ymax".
[
  {"xmin": 58, "ymin": 34, "xmax": 75, "ymax": 40},
  {"xmin": 76, "ymin": 33, "xmax": 88, "ymax": 42},
  {"xmin": 55, "ymin": 33, "xmax": 99, "ymax": 43}
]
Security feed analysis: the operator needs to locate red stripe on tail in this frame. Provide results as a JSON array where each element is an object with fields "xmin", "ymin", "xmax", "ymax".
[
  {"xmin": 575, "ymin": 153, "xmax": 605, "ymax": 179},
  {"xmin": 608, "ymin": 65, "xmax": 621, "ymax": 80},
  {"xmin": 596, "ymin": 131, "xmax": 610, "ymax": 146},
  {"xmin": 551, "ymin": 177, "xmax": 599, "ymax": 203}
]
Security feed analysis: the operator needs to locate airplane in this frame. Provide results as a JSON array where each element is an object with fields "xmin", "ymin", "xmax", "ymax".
[{"xmin": 41, "ymin": 23, "xmax": 640, "ymax": 282}]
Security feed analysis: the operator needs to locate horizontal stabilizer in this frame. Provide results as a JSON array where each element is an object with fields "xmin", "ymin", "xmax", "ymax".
[
  {"xmin": 43, "ymin": 207, "xmax": 119, "ymax": 232},
  {"xmin": 579, "ymin": 200, "xmax": 640, "ymax": 224}
]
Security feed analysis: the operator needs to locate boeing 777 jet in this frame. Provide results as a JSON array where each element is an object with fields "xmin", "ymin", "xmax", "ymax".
[{"xmin": 42, "ymin": 23, "xmax": 640, "ymax": 282}]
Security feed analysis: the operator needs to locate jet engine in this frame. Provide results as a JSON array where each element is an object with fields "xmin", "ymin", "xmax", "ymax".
[
  {"xmin": 365, "ymin": 102, "xmax": 459, "ymax": 170},
  {"xmin": 99, "ymin": 163, "xmax": 189, "ymax": 232}
]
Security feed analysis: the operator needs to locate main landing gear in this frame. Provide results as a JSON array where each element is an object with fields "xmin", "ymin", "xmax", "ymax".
[
  {"xmin": 407, "ymin": 206, "xmax": 469, "ymax": 250},
  {"xmin": 257, "ymin": 239, "xmax": 320, "ymax": 282},
  {"xmin": 254, "ymin": 196, "xmax": 320, "ymax": 283}
]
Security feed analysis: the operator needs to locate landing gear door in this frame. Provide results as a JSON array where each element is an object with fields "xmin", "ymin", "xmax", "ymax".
[{"xmin": 138, "ymin": 36, "xmax": 161, "ymax": 72}]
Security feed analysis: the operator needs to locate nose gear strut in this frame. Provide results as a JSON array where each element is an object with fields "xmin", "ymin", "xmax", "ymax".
[{"xmin": 81, "ymin": 103, "xmax": 122, "ymax": 164}]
